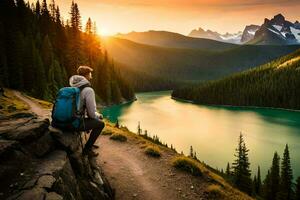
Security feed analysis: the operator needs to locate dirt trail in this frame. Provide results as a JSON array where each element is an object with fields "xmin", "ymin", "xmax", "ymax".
[
  {"xmin": 13, "ymin": 91, "xmax": 50, "ymax": 118},
  {"xmin": 96, "ymin": 136, "xmax": 207, "ymax": 200}
]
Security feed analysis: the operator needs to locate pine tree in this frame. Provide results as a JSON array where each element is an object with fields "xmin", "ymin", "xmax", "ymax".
[
  {"xmin": 232, "ymin": 133, "xmax": 252, "ymax": 195},
  {"xmin": 263, "ymin": 170, "xmax": 272, "ymax": 200},
  {"xmin": 226, "ymin": 162, "xmax": 231, "ymax": 175},
  {"xmin": 85, "ymin": 17, "xmax": 93, "ymax": 35},
  {"xmin": 296, "ymin": 177, "xmax": 300, "ymax": 200},
  {"xmin": 189, "ymin": 146, "xmax": 194, "ymax": 158},
  {"xmin": 268, "ymin": 152, "xmax": 280, "ymax": 200},
  {"xmin": 35, "ymin": 0, "xmax": 41, "ymax": 16},
  {"xmin": 278, "ymin": 144, "xmax": 293, "ymax": 200},
  {"xmin": 255, "ymin": 166, "xmax": 262, "ymax": 196},
  {"xmin": 137, "ymin": 122, "xmax": 142, "ymax": 135}
]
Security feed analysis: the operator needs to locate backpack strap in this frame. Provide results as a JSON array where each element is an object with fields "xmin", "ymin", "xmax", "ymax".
[{"xmin": 78, "ymin": 83, "xmax": 91, "ymax": 91}]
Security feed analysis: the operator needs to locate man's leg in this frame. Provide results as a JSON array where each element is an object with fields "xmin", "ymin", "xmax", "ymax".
[{"xmin": 77, "ymin": 118, "xmax": 105, "ymax": 154}]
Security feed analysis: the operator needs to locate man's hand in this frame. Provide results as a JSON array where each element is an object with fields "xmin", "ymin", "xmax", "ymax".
[{"xmin": 96, "ymin": 112, "xmax": 103, "ymax": 120}]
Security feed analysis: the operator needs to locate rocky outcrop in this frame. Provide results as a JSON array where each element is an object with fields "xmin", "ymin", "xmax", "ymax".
[{"xmin": 0, "ymin": 116, "xmax": 114, "ymax": 200}]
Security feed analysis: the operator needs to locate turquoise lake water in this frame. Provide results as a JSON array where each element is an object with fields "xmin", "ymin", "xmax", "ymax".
[{"xmin": 102, "ymin": 91, "xmax": 300, "ymax": 179}]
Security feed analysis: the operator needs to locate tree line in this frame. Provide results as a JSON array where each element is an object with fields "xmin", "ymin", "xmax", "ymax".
[
  {"xmin": 0, "ymin": 0, "xmax": 134, "ymax": 104},
  {"xmin": 172, "ymin": 49, "xmax": 300, "ymax": 110},
  {"xmin": 222, "ymin": 133, "xmax": 300, "ymax": 200}
]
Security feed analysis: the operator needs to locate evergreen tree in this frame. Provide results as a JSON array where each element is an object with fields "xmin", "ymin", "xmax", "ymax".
[
  {"xmin": 278, "ymin": 144, "xmax": 293, "ymax": 200},
  {"xmin": 263, "ymin": 170, "xmax": 272, "ymax": 200},
  {"xmin": 268, "ymin": 152, "xmax": 280, "ymax": 200},
  {"xmin": 85, "ymin": 17, "xmax": 93, "ymax": 35},
  {"xmin": 189, "ymin": 146, "xmax": 194, "ymax": 158},
  {"xmin": 232, "ymin": 133, "xmax": 252, "ymax": 195},
  {"xmin": 35, "ymin": 0, "xmax": 41, "ymax": 16},
  {"xmin": 296, "ymin": 177, "xmax": 300, "ymax": 200},
  {"xmin": 226, "ymin": 162, "xmax": 231, "ymax": 175},
  {"xmin": 255, "ymin": 165, "xmax": 262, "ymax": 196}
]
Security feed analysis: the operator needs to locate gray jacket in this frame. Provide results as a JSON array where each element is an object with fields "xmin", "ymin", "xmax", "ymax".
[{"xmin": 69, "ymin": 75, "xmax": 100, "ymax": 119}]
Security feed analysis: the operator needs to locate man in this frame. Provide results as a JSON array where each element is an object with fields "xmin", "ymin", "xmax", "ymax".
[{"xmin": 69, "ymin": 66, "xmax": 105, "ymax": 156}]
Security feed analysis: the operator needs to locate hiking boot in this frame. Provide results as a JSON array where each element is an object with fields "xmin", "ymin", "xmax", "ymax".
[
  {"xmin": 82, "ymin": 147, "xmax": 99, "ymax": 157},
  {"xmin": 89, "ymin": 151, "xmax": 99, "ymax": 157}
]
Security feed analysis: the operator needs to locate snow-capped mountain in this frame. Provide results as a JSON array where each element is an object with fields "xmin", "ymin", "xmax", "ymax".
[
  {"xmin": 240, "ymin": 25, "xmax": 260, "ymax": 43},
  {"xmin": 188, "ymin": 28, "xmax": 242, "ymax": 44},
  {"xmin": 249, "ymin": 14, "xmax": 300, "ymax": 45}
]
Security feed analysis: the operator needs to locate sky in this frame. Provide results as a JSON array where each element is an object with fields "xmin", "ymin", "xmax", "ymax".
[{"xmin": 30, "ymin": 0, "xmax": 300, "ymax": 35}]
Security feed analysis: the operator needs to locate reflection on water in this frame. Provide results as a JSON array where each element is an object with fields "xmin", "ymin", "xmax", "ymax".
[{"xmin": 102, "ymin": 91, "xmax": 300, "ymax": 178}]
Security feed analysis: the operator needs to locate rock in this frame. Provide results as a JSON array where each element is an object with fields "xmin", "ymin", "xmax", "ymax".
[
  {"xmin": 25, "ymin": 132, "xmax": 54, "ymax": 157},
  {"xmin": 15, "ymin": 187, "xmax": 46, "ymax": 200},
  {"xmin": 37, "ymin": 175, "xmax": 56, "ymax": 189},
  {"xmin": 3, "ymin": 119, "xmax": 49, "ymax": 142},
  {"xmin": 45, "ymin": 192, "xmax": 63, "ymax": 200},
  {"xmin": 0, "ymin": 139, "xmax": 19, "ymax": 159},
  {"xmin": 50, "ymin": 127, "xmax": 83, "ymax": 152}
]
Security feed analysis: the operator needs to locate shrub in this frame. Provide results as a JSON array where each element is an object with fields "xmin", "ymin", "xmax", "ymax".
[
  {"xmin": 205, "ymin": 184, "xmax": 225, "ymax": 199},
  {"xmin": 172, "ymin": 156, "xmax": 202, "ymax": 176},
  {"xmin": 110, "ymin": 134, "xmax": 127, "ymax": 142},
  {"xmin": 145, "ymin": 146, "xmax": 161, "ymax": 157}
]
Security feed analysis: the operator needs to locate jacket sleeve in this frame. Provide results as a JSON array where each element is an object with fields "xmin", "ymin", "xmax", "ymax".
[{"xmin": 85, "ymin": 88, "xmax": 99, "ymax": 119}]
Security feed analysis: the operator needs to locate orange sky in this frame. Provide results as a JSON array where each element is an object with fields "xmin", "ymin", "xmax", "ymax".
[{"xmin": 31, "ymin": 0, "xmax": 300, "ymax": 35}]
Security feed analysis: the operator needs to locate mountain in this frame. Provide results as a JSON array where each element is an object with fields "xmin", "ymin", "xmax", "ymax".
[
  {"xmin": 249, "ymin": 14, "xmax": 300, "ymax": 45},
  {"xmin": 188, "ymin": 27, "xmax": 243, "ymax": 44},
  {"xmin": 103, "ymin": 37, "xmax": 300, "ymax": 85},
  {"xmin": 115, "ymin": 31, "xmax": 237, "ymax": 50},
  {"xmin": 240, "ymin": 25, "xmax": 260, "ymax": 43},
  {"xmin": 172, "ymin": 49, "xmax": 300, "ymax": 110}
]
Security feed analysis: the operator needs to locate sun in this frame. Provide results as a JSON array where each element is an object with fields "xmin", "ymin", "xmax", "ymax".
[{"xmin": 98, "ymin": 27, "xmax": 112, "ymax": 36}]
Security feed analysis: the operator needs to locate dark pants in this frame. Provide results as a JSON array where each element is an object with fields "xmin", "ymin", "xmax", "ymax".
[{"xmin": 76, "ymin": 118, "xmax": 105, "ymax": 150}]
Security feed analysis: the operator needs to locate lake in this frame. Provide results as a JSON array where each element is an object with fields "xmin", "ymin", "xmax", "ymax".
[{"xmin": 102, "ymin": 91, "xmax": 300, "ymax": 178}]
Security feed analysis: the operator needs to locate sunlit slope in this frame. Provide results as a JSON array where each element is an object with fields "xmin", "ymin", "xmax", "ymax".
[
  {"xmin": 104, "ymin": 37, "xmax": 300, "ymax": 81},
  {"xmin": 172, "ymin": 50, "xmax": 300, "ymax": 110}
]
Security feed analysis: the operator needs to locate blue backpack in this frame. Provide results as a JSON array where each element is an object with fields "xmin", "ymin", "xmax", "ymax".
[{"xmin": 51, "ymin": 85, "xmax": 88, "ymax": 129}]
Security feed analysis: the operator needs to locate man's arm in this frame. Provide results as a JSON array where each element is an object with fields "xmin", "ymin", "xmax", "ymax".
[{"xmin": 85, "ymin": 88, "xmax": 101, "ymax": 119}]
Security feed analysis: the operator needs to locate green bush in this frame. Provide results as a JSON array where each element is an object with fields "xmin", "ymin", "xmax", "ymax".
[
  {"xmin": 172, "ymin": 156, "xmax": 202, "ymax": 176},
  {"xmin": 145, "ymin": 146, "xmax": 161, "ymax": 157},
  {"xmin": 110, "ymin": 134, "xmax": 127, "ymax": 142}
]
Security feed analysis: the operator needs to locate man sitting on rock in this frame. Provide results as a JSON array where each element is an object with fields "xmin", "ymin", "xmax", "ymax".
[{"xmin": 69, "ymin": 66, "xmax": 105, "ymax": 156}]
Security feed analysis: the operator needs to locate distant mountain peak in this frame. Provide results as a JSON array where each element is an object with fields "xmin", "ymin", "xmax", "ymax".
[
  {"xmin": 188, "ymin": 27, "xmax": 242, "ymax": 44},
  {"xmin": 250, "ymin": 13, "xmax": 300, "ymax": 45}
]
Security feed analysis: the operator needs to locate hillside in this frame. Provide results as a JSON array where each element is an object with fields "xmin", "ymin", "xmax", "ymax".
[
  {"xmin": 115, "ymin": 30, "xmax": 237, "ymax": 50},
  {"xmin": 104, "ymin": 37, "xmax": 300, "ymax": 81},
  {"xmin": 0, "ymin": 89, "xmax": 253, "ymax": 200},
  {"xmin": 172, "ymin": 49, "xmax": 300, "ymax": 110}
]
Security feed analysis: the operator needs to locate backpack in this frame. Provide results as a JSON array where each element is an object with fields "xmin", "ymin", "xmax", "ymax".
[{"xmin": 51, "ymin": 85, "xmax": 89, "ymax": 129}]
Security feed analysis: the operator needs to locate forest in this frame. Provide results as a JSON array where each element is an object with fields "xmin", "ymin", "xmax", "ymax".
[
  {"xmin": 0, "ymin": 0, "xmax": 135, "ymax": 104},
  {"xmin": 172, "ymin": 49, "xmax": 300, "ymax": 110}
]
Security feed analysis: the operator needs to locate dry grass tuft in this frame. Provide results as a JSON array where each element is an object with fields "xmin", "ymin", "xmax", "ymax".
[
  {"xmin": 145, "ymin": 145, "xmax": 161, "ymax": 157},
  {"xmin": 172, "ymin": 156, "xmax": 203, "ymax": 176}
]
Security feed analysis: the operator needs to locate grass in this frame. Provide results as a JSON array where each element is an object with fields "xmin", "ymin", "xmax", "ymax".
[
  {"xmin": 144, "ymin": 145, "xmax": 161, "ymax": 157},
  {"xmin": 26, "ymin": 95, "xmax": 53, "ymax": 109},
  {"xmin": 109, "ymin": 133, "xmax": 127, "ymax": 142},
  {"xmin": 0, "ymin": 89, "xmax": 29, "ymax": 117},
  {"xmin": 205, "ymin": 184, "xmax": 225, "ymax": 199},
  {"xmin": 102, "ymin": 129, "xmax": 113, "ymax": 135},
  {"xmin": 172, "ymin": 156, "xmax": 203, "ymax": 176}
]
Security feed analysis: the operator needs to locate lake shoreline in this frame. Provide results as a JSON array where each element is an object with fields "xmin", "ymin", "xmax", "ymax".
[{"xmin": 171, "ymin": 96, "xmax": 300, "ymax": 113}]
